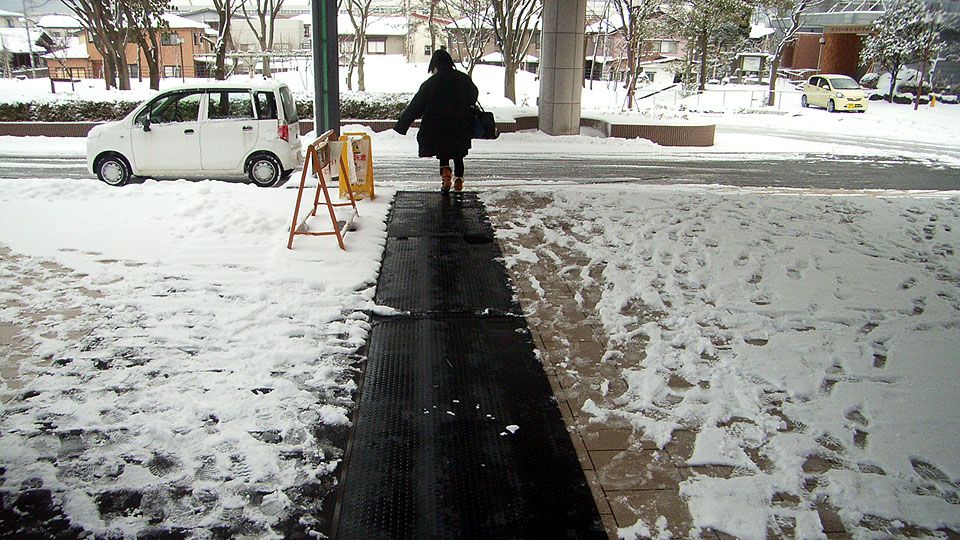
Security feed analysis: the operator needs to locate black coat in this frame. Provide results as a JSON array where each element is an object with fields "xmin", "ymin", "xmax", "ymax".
[{"xmin": 394, "ymin": 68, "xmax": 479, "ymax": 159}]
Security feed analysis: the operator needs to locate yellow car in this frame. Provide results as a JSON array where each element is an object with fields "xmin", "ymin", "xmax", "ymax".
[{"xmin": 801, "ymin": 74, "xmax": 868, "ymax": 113}]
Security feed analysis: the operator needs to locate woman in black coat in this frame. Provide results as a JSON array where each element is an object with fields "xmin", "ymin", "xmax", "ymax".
[{"xmin": 394, "ymin": 49, "xmax": 479, "ymax": 193}]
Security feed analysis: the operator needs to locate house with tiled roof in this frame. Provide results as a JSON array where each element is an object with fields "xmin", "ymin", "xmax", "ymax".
[{"xmin": 42, "ymin": 13, "xmax": 217, "ymax": 80}]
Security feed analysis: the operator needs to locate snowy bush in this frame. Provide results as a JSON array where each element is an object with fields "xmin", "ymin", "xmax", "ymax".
[
  {"xmin": 868, "ymin": 93, "xmax": 886, "ymax": 101},
  {"xmin": 898, "ymin": 81, "xmax": 932, "ymax": 95},
  {"xmin": 0, "ymin": 99, "xmax": 140, "ymax": 122},
  {"xmin": 892, "ymin": 93, "xmax": 914, "ymax": 104},
  {"xmin": 859, "ymin": 73, "xmax": 880, "ymax": 89},
  {"xmin": 0, "ymin": 92, "xmax": 414, "ymax": 122},
  {"xmin": 937, "ymin": 94, "xmax": 958, "ymax": 104}
]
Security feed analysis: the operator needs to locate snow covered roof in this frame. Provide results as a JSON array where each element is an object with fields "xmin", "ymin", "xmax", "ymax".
[
  {"xmin": 586, "ymin": 20, "xmax": 622, "ymax": 33},
  {"xmin": 638, "ymin": 56, "xmax": 680, "ymax": 66},
  {"xmin": 37, "ymin": 14, "xmax": 83, "ymax": 29},
  {"xmin": 749, "ymin": 23, "xmax": 775, "ymax": 39},
  {"xmin": 338, "ymin": 15, "xmax": 407, "ymax": 36},
  {"xmin": 163, "ymin": 13, "xmax": 212, "ymax": 30},
  {"xmin": 480, "ymin": 52, "xmax": 539, "ymax": 63},
  {"xmin": 42, "ymin": 36, "xmax": 89, "ymax": 60},
  {"xmin": 0, "ymin": 9, "xmax": 23, "ymax": 18},
  {"xmin": 293, "ymin": 14, "xmax": 312, "ymax": 26},
  {"xmin": 0, "ymin": 27, "xmax": 44, "ymax": 54}
]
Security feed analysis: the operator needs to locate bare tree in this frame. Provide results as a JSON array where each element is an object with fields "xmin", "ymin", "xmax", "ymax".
[
  {"xmin": 671, "ymin": 0, "xmax": 750, "ymax": 90},
  {"xmin": 760, "ymin": 0, "xmax": 822, "ymax": 106},
  {"xmin": 489, "ymin": 0, "xmax": 542, "ymax": 102},
  {"xmin": 440, "ymin": 0, "xmax": 493, "ymax": 75},
  {"xmin": 241, "ymin": 0, "xmax": 286, "ymax": 77},
  {"xmin": 121, "ymin": 0, "xmax": 169, "ymax": 90},
  {"xmin": 612, "ymin": 0, "xmax": 662, "ymax": 109},
  {"xmin": 212, "ymin": 0, "xmax": 242, "ymax": 80},
  {"xmin": 63, "ymin": 0, "xmax": 132, "ymax": 89},
  {"xmin": 344, "ymin": 0, "xmax": 373, "ymax": 91}
]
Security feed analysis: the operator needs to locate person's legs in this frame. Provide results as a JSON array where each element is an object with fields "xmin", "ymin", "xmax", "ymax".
[
  {"xmin": 438, "ymin": 155, "xmax": 453, "ymax": 193},
  {"xmin": 453, "ymin": 156, "xmax": 465, "ymax": 191}
]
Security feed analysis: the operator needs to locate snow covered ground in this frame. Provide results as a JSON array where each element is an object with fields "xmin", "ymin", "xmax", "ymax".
[
  {"xmin": 1, "ymin": 56, "xmax": 958, "ymax": 537},
  {"xmin": 0, "ymin": 179, "xmax": 393, "ymax": 536},
  {"xmin": 487, "ymin": 185, "xmax": 960, "ymax": 539}
]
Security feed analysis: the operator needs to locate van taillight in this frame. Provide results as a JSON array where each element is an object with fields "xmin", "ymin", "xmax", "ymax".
[{"xmin": 278, "ymin": 124, "xmax": 289, "ymax": 142}]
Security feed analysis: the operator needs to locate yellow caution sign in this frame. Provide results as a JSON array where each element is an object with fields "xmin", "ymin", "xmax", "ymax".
[{"xmin": 338, "ymin": 132, "xmax": 375, "ymax": 200}]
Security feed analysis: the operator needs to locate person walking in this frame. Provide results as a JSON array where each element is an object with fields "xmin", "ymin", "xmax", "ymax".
[{"xmin": 394, "ymin": 49, "xmax": 480, "ymax": 194}]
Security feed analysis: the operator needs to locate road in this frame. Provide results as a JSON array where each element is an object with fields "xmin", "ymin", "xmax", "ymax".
[{"xmin": 0, "ymin": 153, "xmax": 957, "ymax": 191}]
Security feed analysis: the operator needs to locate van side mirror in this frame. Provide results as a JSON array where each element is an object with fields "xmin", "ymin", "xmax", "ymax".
[{"xmin": 143, "ymin": 115, "xmax": 151, "ymax": 132}]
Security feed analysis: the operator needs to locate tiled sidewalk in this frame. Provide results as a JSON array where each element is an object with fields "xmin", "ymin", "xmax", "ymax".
[{"xmin": 486, "ymin": 192, "xmax": 852, "ymax": 540}]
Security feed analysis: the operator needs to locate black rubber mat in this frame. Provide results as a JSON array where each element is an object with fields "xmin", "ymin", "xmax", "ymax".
[
  {"xmin": 333, "ymin": 191, "xmax": 606, "ymax": 539},
  {"xmin": 387, "ymin": 192, "xmax": 494, "ymax": 239},
  {"xmin": 375, "ymin": 236, "xmax": 518, "ymax": 314}
]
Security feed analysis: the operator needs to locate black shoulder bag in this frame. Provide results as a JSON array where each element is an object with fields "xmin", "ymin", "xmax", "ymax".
[{"xmin": 471, "ymin": 103, "xmax": 499, "ymax": 140}]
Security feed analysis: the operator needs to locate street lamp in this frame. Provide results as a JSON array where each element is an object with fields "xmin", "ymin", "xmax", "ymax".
[
  {"xmin": 173, "ymin": 34, "xmax": 185, "ymax": 82},
  {"xmin": 817, "ymin": 35, "xmax": 826, "ymax": 73}
]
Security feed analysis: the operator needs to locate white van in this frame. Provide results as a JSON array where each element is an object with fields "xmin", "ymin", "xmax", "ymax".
[{"xmin": 87, "ymin": 80, "xmax": 302, "ymax": 187}]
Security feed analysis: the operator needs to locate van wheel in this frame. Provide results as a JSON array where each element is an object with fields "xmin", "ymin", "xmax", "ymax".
[
  {"xmin": 96, "ymin": 154, "xmax": 131, "ymax": 186},
  {"xmin": 248, "ymin": 154, "xmax": 281, "ymax": 187},
  {"xmin": 801, "ymin": 94, "xmax": 808, "ymax": 107},
  {"xmin": 827, "ymin": 99, "xmax": 836, "ymax": 113}
]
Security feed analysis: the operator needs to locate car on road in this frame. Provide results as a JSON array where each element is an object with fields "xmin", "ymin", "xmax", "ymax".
[
  {"xmin": 801, "ymin": 74, "xmax": 868, "ymax": 113},
  {"xmin": 87, "ymin": 80, "xmax": 302, "ymax": 187}
]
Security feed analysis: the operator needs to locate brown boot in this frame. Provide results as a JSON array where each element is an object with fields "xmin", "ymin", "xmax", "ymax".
[
  {"xmin": 454, "ymin": 177, "xmax": 464, "ymax": 192},
  {"xmin": 440, "ymin": 166, "xmax": 452, "ymax": 193}
]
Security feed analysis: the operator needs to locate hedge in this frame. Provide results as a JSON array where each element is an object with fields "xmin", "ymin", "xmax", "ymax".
[{"xmin": 0, "ymin": 92, "xmax": 412, "ymax": 123}]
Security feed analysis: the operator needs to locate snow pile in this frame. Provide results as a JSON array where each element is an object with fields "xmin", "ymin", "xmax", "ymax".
[
  {"xmin": 486, "ymin": 185, "xmax": 960, "ymax": 538},
  {"xmin": 0, "ymin": 178, "xmax": 392, "ymax": 536}
]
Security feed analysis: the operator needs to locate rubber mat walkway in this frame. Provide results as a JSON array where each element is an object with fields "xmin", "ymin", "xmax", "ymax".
[{"xmin": 332, "ymin": 191, "xmax": 606, "ymax": 539}]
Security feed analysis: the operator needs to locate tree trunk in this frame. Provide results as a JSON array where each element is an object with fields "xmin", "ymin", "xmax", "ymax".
[
  {"xmin": 263, "ymin": 56, "xmax": 271, "ymax": 77},
  {"xmin": 767, "ymin": 56, "xmax": 780, "ymax": 107},
  {"xmin": 626, "ymin": 43, "xmax": 636, "ymax": 109},
  {"xmin": 698, "ymin": 30, "xmax": 708, "ymax": 91},
  {"xmin": 914, "ymin": 53, "xmax": 928, "ymax": 111},
  {"xmin": 887, "ymin": 63, "xmax": 898, "ymax": 103},
  {"xmin": 358, "ymin": 53, "xmax": 365, "ymax": 91},
  {"xmin": 504, "ymin": 62, "xmax": 516, "ymax": 103}
]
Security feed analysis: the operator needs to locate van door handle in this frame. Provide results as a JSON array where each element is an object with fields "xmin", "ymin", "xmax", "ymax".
[
  {"xmin": 184, "ymin": 128, "xmax": 195, "ymax": 134},
  {"xmin": 242, "ymin": 126, "xmax": 253, "ymax": 131}
]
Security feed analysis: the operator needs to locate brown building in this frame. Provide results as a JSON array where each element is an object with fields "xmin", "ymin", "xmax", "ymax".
[{"xmin": 43, "ymin": 13, "xmax": 215, "ymax": 80}]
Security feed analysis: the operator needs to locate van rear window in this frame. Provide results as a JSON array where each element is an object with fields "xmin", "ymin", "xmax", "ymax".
[
  {"xmin": 255, "ymin": 92, "xmax": 278, "ymax": 120},
  {"xmin": 279, "ymin": 86, "xmax": 299, "ymax": 124}
]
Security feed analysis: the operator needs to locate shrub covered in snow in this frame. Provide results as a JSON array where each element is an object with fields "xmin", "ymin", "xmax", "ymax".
[
  {"xmin": 892, "ymin": 93, "xmax": 914, "ymax": 104},
  {"xmin": 898, "ymin": 81, "xmax": 932, "ymax": 96},
  {"xmin": 859, "ymin": 73, "xmax": 879, "ymax": 89},
  {"xmin": 0, "ymin": 99, "xmax": 140, "ymax": 122},
  {"xmin": 936, "ymin": 94, "xmax": 959, "ymax": 104},
  {"xmin": 0, "ymin": 92, "xmax": 414, "ymax": 122}
]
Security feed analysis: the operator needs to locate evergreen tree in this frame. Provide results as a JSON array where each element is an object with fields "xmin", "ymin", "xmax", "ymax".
[{"xmin": 860, "ymin": 0, "xmax": 926, "ymax": 103}]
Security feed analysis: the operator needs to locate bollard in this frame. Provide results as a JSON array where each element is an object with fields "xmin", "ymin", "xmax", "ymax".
[{"xmin": 931, "ymin": 94, "xmax": 936, "ymax": 107}]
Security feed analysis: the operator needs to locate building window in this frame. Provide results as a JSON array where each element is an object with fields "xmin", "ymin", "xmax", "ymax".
[
  {"xmin": 161, "ymin": 32, "xmax": 179, "ymax": 46},
  {"xmin": 424, "ymin": 45, "xmax": 431, "ymax": 56},
  {"xmin": 367, "ymin": 39, "xmax": 385, "ymax": 54},
  {"xmin": 128, "ymin": 63, "xmax": 139, "ymax": 77},
  {"xmin": 658, "ymin": 40, "xmax": 678, "ymax": 54},
  {"xmin": 163, "ymin": 65, "xmax": 182, "ymax": 77},
  {"xmin": 193, "ymin": 32, "xmax": 200, "ymax": 46}
]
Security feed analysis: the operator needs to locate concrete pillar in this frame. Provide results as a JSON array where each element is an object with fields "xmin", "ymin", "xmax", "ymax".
[{"xmin": 539, "ymin": 0, "xmax": 587, "ymax": 136}]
